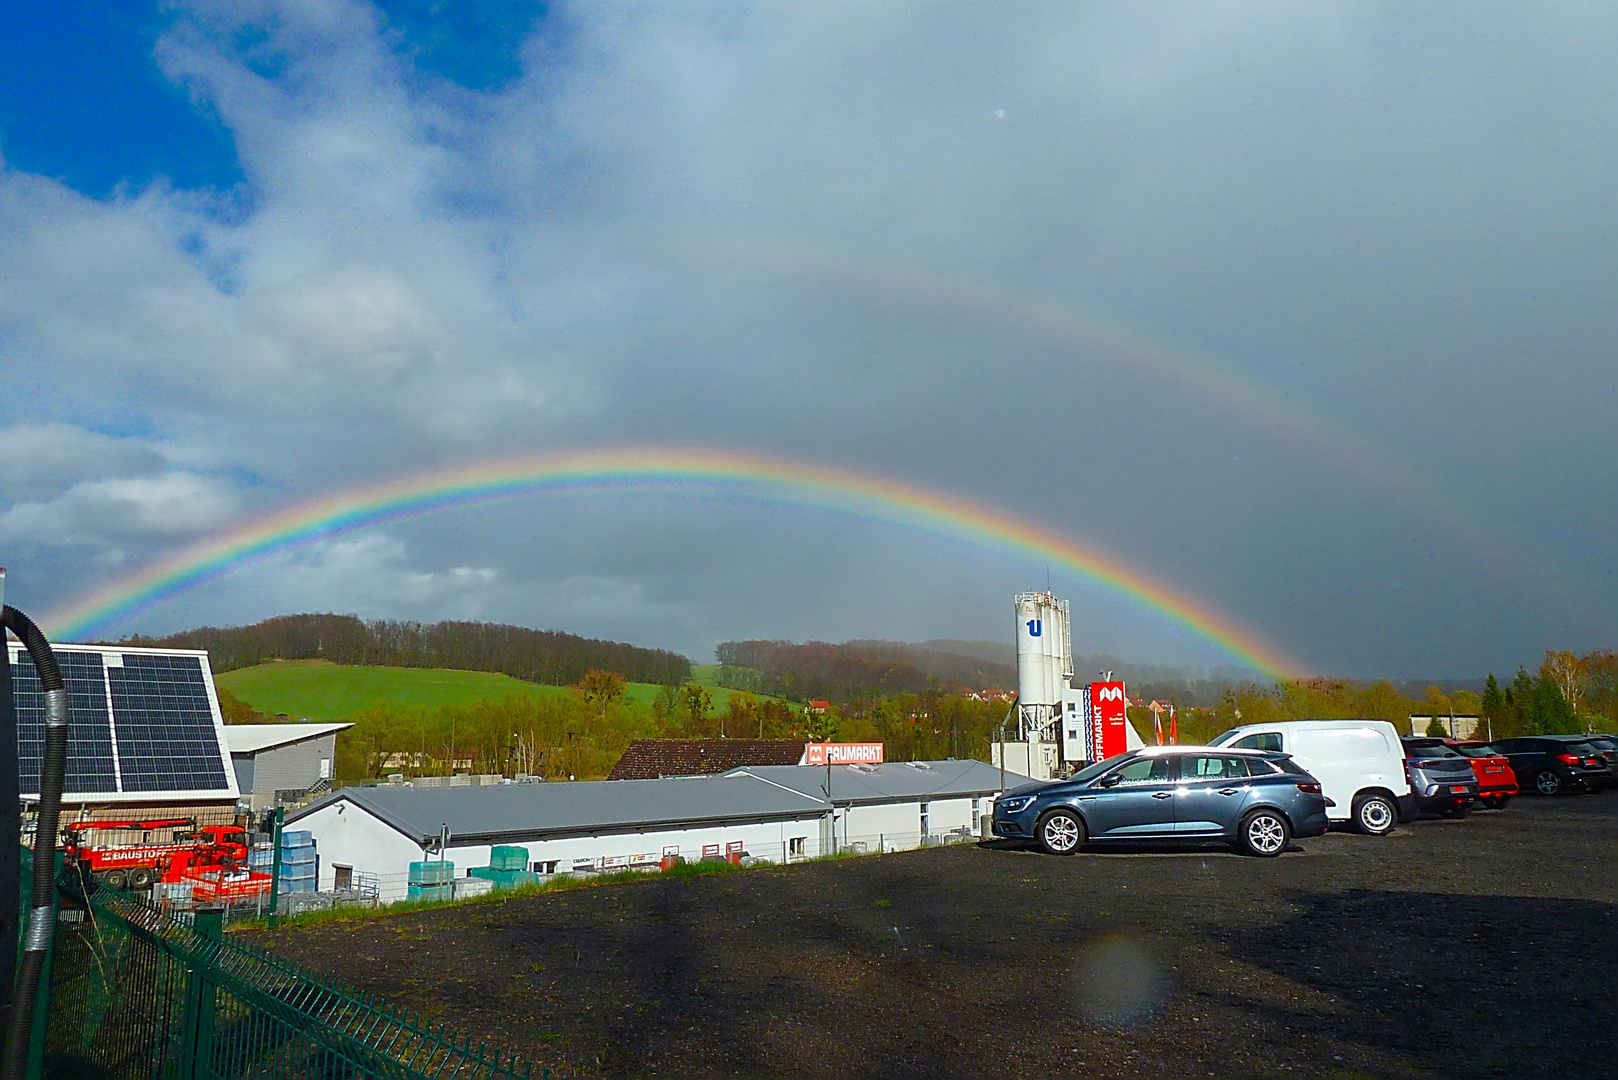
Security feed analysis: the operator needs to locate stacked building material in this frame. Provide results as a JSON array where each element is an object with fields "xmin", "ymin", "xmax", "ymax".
[
  {"xmin": 468, "ymin": 845, "xmax": 539, "ymax": 890},
  {"xmin": 279, "ymin": 829, "xmax": 317, "ymax": 894},
  {"xmin": 407, "ymin": 859, "xmax": 454, "ymax": 902}
]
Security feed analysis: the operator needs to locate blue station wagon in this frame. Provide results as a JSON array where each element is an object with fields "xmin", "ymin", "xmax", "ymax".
[{"xmin": 992, "ymin": 746, "xmax": 1331, "ymax": 857}]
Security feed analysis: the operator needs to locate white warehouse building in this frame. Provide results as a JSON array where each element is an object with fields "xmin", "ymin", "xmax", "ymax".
[{"xmin": 287, "ymin": 759, "xmax": 1022, "ymax": 902}]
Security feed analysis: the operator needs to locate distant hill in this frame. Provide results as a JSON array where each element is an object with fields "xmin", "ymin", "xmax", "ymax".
[
  {"xmin": 715, "ymin": 639, "xmax": 1016, "ymax": 704},
  {"xmin": 120, "ymin": 613, "xmax": 692, "ymax": 687}
]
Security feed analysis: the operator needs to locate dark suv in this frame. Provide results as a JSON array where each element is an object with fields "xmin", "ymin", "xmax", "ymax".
[
  {"xmin": 1486, "ymin": 737, "xmax": 1609, "ymax": 795},
  {"xmin": 1543, "ymin": 734, "xmax": 1618, "ymax": 783},
  {"xmin": 1400, "ymin": 738, "xmax": 1480, "ymax": 817}
]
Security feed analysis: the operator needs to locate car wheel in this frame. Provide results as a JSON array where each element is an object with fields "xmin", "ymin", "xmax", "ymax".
[
  {"xmin": 1237, "ymin": 810, "xmax": 1290, "ymax": 857},
  {"xmin": 1490, "ymin": 796, "xmax": 1512, "ymax": 809},
  {"xmin": 127, "ymin": 867, "xmax": 157, "ymax": 890},
  {"xmin": 1036, "ymin": 809, "xmax": 1086, "ymax": 856},
  {"xmin": 102, "ymin": 868, "xmax": 128, "ymax": 890},
  {"xmin": 1352, "ymin": 793, "xmax": 1397, "ymax": 836},
  {"xmin": 1534, "ymin": 771, "xmax": 1563, "ymax": 796}
]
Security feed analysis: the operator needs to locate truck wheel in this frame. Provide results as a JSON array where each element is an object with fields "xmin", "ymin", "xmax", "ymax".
[
  {"xmin": 128, "ymin": 867, "xmax": 157, "ymax": 890},
  {"xmin": 103, "ymin": 868, "xmax": 128, "ymax": 890},
  {"xmin": 1352, "ymin": 793, "xmax": 1396, "ymax": 836}
]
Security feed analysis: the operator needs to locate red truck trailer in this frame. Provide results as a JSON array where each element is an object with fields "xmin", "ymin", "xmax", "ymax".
[{"xmin": 61, "ymin": 818, "xmax": 267, "ymax": 895}]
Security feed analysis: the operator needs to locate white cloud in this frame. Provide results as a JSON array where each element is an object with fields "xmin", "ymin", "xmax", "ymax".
[{"xmin": 1, "ymin": 1, "xmax": 1614, "ymax": 673}]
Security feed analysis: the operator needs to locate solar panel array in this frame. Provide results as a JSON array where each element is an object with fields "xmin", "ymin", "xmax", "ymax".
[{"xmin": 8, "ymin": 645, "xmax": 236, "ymax": 801}]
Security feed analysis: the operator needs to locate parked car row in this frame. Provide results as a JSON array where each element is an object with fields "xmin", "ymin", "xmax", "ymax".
[{"xmin": 991, "ymin": 720, "xmax": 1615, "ymax": 858}]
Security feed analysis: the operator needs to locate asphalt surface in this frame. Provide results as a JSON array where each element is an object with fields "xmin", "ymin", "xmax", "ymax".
[{"xmin": 245, "ymin": 791, "xmax": 1617, "ymax": 1079}]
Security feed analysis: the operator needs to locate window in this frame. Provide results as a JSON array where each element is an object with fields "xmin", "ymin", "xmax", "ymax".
[
  {"xmin": 788, "ymin": 837, "xmax": 806, "ymax": 856},
  {"xmin": 333, "ymin": 864, "xmax": 352, "ymax": 890},
  {"xmin": 1244, "ymin": 758, "xmax": 1278, "ymax": 776},
  {"xmin": 1184, "ymin": 756, "xmax": 1251, "ymax": 780},
  {"xmin": 1111, "ymin": 757, "xmax": 1173, "ymax": 785},
  {"xmin": 920, "ymin": 802, "xmax": 930, "ymax": 838},
  {"xmin": 971, "ymin": 800, "xmax": 981, "ymax": 831},
  {"xmin": 1232, "ymin": 732, "xmax": 1283, "ymax": 753}
]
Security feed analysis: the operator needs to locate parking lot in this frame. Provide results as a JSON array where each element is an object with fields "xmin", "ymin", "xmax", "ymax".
[{"xmin": 249, "ymin": 792, "xmax": 1616, "ymax": 1079}]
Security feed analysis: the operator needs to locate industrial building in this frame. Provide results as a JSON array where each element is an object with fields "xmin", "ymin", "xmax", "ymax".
[
  {"xmin": 287, "ymin": 757, "xmax": 1021, "ymax": 903},
  {"xmin": 224, "ymin": 723, "xmax": 352, "ymax": 810}
]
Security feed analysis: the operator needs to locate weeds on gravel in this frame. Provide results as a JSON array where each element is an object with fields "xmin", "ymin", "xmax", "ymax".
[{"xmin": 228, "ymin": 842, "xmax": 910, "ymax": 933}]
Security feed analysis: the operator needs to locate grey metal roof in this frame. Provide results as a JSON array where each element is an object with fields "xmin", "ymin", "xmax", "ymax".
[
  {"xmin": 290, "ymin": 759, "xmax": 1026, "ymax": 845},
  {"xmin": 289, "ymin": 771, "xmax": 829, "ymax": 845},
  {"xmin": 725, "ymin": 759, "xmax": 1027, "ymax": 805}
]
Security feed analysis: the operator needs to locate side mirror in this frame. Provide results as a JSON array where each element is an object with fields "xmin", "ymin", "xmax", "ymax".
[{"xmin": 1097, "ymin": 773, "xmax": 1122, "ymax": 788}]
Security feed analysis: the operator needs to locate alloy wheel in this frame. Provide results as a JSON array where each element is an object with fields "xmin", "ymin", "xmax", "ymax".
[
  {"xmin": 1535, "ymin": 771, "xmax": 1562, "ymax": 795},
  {"xmin": 1040, "ymin": 813, "xmax": 1081, "ymax": 854},
  {"xmin": 1246, "ymin": 814, "xmax": 1287, "ymax": 855}
]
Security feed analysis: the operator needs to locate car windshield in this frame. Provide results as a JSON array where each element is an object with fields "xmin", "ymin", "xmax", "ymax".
[
  {"xmin": 1404, "ymin": 740, "xmax": 1462, "ymax": 757},
  {"xmin": 1066, "ymin": 755, "xmax": 1131, "ymax": 785},
  {"xmin": 1452, "ymin": 744, "xmax": 1496, "ymax": 758}
]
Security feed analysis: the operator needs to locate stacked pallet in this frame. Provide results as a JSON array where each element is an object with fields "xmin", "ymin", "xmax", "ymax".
[
  {"xmin": 468, "ymin": 845, "xmax": 539, "ymax": 890},
  {"xmin": 279, "ymin": 830, "xmax": 318, "ymax": 893},
  {"xmin": 408, "ymin": 859, "xmax": 455, "ymax": 902}
]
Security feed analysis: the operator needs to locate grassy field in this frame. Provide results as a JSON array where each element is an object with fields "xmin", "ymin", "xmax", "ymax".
[{"xmin": 215, "ymin": 660, "xmax": 770, "ymax": 722}]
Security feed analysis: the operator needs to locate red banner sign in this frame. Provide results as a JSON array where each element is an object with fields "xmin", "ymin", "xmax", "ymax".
[
  {"xmin": 1088, "ymin": 682, "xmax": 1129, "ymax": 761},
  {"xmin": 803, "ymin": 742, "xmax": 885, "ymax": 765}
]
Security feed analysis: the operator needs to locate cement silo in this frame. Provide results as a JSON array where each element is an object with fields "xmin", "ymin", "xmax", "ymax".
[{"xmin": 1014, "ymin": 591, "xmax": 1071, "ymax": 740}]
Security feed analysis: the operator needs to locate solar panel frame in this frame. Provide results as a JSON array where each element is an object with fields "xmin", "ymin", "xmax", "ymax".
[{"xmin": 9, "ymin": 643, "xmax": 239, "ymax": 803}]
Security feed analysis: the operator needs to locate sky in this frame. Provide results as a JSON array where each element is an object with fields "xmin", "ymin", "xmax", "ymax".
[{"xmin": 1, "ymin": 1, "xmax": 1614, "ymax": 679}]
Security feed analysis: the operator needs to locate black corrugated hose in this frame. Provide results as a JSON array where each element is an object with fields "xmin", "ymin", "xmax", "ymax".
[{"xmin": 0, "ymin": 605, "xmax": 67, "ymax": 1080}]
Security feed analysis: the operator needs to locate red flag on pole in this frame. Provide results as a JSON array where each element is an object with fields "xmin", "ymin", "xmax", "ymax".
[
  {"xmin": 1151, "ymin": 703, "xmax": 1163, "ymax": 745},
  {"xmin": 1169, "ymin": 705, "xmax": 1178, "ymax": 745}
]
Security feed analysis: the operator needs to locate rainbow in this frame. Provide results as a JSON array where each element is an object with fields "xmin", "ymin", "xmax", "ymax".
[{"xmin": 42, "ymin": 448, "xmax": 1303, "ymax": 677}]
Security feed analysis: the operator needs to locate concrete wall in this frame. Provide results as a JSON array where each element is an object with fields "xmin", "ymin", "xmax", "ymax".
[{"xmin": 237, "ymin": 734, "xmax": 338, "ymax": 795}]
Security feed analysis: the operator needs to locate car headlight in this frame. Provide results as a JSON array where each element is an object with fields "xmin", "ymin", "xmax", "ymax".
[{"xmin": 998, "ymin": 795, "xmax": 1037, "ymax": 814}]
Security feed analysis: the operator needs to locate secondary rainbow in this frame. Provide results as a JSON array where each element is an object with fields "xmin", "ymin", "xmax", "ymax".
[{"xmin": 43, "ymin": 448, "xmax": 1302, "ymax": 677}]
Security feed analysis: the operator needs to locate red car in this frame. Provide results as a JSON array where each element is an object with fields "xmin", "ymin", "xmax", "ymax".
[{"xmin": 1445, "ymin": 740, "xmax": 1519, "ymax": 808}]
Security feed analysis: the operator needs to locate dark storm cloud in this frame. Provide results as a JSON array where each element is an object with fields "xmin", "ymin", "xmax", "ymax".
[{"xmin": 0, "ymin": 1, "xmax": 1613, "ymax": 676}]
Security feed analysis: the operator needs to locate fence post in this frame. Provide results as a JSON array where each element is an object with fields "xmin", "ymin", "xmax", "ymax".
[
  {"xmin": 180, "ymin": 905, "xmax": 224, "ymax": 1079},
  {"xmin": 267, "ymin": 807, "xmax": 284, "ymax": 929}
]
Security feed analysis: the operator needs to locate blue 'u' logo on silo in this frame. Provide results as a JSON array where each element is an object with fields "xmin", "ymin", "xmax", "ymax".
[{"xmin": 1027, "ymin": 619, "xmax": 1042, "ymax": 637}]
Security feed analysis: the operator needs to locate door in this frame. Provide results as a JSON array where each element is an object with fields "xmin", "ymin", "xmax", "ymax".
[
  {"xmin": 1079, "ymin": 756, "xmax": 1179, "ymax": 837},
  {"xmin": 1174, "ymin": 756, "xmax": 1254, "ymax": 834}
]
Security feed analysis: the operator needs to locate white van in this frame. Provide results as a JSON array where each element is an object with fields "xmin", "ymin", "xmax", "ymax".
[{"xmin": 1208, "ymin": 720, "xmax": 1413, "ymax": 835}]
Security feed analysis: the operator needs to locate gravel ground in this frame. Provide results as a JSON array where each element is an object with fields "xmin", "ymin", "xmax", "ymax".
[{"xmin": 243, "ymin": 792, "xmax": 1616, "ymax": 1079}]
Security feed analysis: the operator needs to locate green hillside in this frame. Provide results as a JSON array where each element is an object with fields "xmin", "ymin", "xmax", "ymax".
[{"xmin": 215, "ymin": 659, "xmax": 772, "ymax": 723}]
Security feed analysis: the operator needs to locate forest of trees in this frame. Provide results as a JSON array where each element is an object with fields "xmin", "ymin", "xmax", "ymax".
[
  {"xmin": 713, "ymin": 639, "xmax": 1016, "ymax": 703},
  {"xmin": 120, "ymin": 613, "xmax": 691, "ymax": 685}
]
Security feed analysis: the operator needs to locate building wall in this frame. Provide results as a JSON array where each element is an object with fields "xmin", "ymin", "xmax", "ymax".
[
  {"xmin": 293, "ymin": 798, "xmax": 425, "ymax": 896},
  {"xmin": 296, "ymin": 791, "xmax": 995, "ymax": 903},
  {"xmin": 231, "ymin": 756, "xmax": 255, "ymax": 794},
  {"xmin": 241, "ymin": 735, "xmax": 338, "ymax": 794}
]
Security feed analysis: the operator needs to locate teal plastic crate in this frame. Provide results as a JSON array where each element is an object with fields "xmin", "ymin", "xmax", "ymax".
[
  {"xmin": 406, "ymin": 883, "xmax": 453, "ymax": 903},
  {"xmin": 468, "ymin": 867, "xmax": 540, "ymax": 890},
  {"xmin": 489, "ymin": 845, "xmax": 529, "ymax": 872},
  {"xmin": 280, "ymin": 830, "xmax": 314, "ymax": 848},
  {"xmin": 408, "ymin": 860, "xmax": 455, "ymax": 885}
]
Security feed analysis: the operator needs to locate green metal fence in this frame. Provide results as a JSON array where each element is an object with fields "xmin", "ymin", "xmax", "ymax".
[{"xmin": 21, "ymin": 846, "xmax": 540, "ymax": 1080}]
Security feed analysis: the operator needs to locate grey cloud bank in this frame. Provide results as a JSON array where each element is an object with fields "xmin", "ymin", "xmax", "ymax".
[{"xmin": 1, "ymin": 1, "xmax": 1614, "ymax": 678}]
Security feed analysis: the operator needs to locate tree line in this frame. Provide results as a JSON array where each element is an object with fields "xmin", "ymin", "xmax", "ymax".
[
  {"xmin": 120, "ymin": 612, "xmax": 691, "ymax": 686},
  {"xmin": 713, "ymin": 639, "xmax": 1016, "ymax": 704}
]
